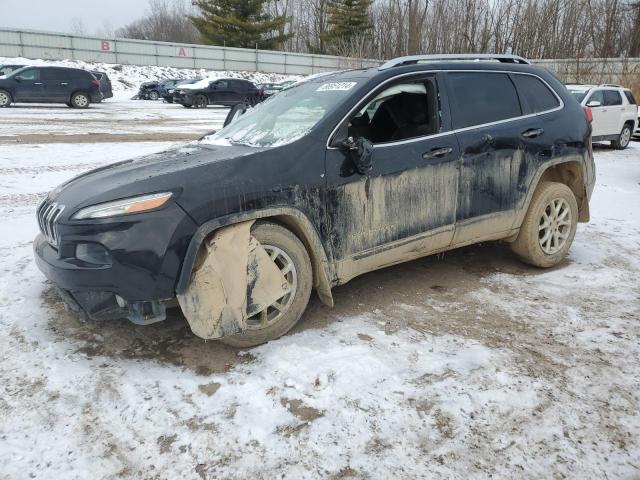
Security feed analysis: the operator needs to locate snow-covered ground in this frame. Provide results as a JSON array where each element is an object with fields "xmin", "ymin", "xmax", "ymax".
[
  {"xmin": 0, "ymin": 134, "xmax": 639, "ymax": 478},
  {"xmin": 0, "ymin": 93, "xmax": 228, "ymax": 139}
]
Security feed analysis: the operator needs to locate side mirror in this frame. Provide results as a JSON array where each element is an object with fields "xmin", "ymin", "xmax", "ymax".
[
  {"xmin": 587, "ymin": 100, "xmax": 601, "ymax": 107},
  {"xmin": 341, "ymin": 136, "xmax": 373, "ymax": 174},
  {"xmin": 223, "ymin": 103, "xmax": 248, "ymax": 127},
  {"xmin": 14, "ymin": 77, "xmax": 21, "ymax": 82}
]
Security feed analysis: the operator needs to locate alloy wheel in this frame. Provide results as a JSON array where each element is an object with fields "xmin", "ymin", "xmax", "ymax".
[
  {"xmin": 0, "ymin": 91, "xmax": 10, "ymax": 107},
  {"xmin": 620, "ymin": 127, "xmax": 631, "ymax": 148},
  {"xmin": 245, "ymin": 245, "xmax": 297, "ymax": 330},
  {"xmin": 538, "ymin": 198, "xmax": 572, "ymax": 255},
  {"xmin": 74, "ymin": 94, "xmax": 88, "ymax": 107}
]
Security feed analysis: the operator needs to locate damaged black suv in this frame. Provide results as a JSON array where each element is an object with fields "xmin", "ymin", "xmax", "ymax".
[{"xmin": 34, "ymin": 54, "xmax": 595, "ymax": 347}]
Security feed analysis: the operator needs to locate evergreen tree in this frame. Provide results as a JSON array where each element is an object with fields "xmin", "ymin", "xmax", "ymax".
[
  {"xmin": 322, "ymin": 0, "xmax": 373, "ymax": 51},
  {"xmin": 189, "ymin": 0, "xmax": 292, "ymax": 50}
]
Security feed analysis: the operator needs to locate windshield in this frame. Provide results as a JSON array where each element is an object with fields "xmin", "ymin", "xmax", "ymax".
[{"xmin": 201, "ymin": 79, "xmax": 359, "ymax": 148}]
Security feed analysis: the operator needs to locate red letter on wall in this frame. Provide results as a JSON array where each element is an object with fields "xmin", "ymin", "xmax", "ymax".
[
  {"xmin": 178, "ymin": 47, "xmax": 188, "ymax": 57},
  {"xmin": 101, "ymin": 40, "xmax": 111, "ymax": 51}
]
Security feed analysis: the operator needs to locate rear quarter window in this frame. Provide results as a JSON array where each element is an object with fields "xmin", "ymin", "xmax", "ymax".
[
  {"xmin": 511, "ymin": 74, "xmax": 560, "ymax": 113},
  {"xmin": 623, "ymin": 91, "xmax": 637, "ymax": 105},
  {"xmin": 447, "ymin": 72, "xmax": 522, "ymax": 129}
]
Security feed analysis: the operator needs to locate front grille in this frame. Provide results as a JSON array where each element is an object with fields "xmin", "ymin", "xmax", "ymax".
[{"xmin": 37, "ymin": 200, "xmax": 65, "ymax": 246}]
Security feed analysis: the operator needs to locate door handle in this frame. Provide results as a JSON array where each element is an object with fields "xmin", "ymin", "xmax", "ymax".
[
  {"xmin": 34, "ymin": 82, "xmax": 43, "ymax": 85},
  {"xmin": 60, "ymin": 82, "xmax": 68, "ymax": 86},
  {"xmin": 423, "ymin": 147, "xmax": 453, "ymax": 159},
  {"xmin": 522, "ymin": 128, "xmax": 544, "ymax": 138}
]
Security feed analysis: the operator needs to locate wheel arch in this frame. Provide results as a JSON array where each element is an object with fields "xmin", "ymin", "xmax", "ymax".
[
  {"xmin": 175, "ymin": 207, "xmax": 334, "ymax": 307},
  {"xmin": 515, "ymin": 159, "xmax": 590, "ymax": 229}
]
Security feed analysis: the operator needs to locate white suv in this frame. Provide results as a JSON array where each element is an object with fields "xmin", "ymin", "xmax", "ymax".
[{"xmin": 566, "ymin": 84, "xmax": 637, "ymax": 149}]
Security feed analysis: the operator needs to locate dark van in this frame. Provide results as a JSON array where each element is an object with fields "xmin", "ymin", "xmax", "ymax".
[
  {"xmin": 0, "ymin": 66, "xmax": 102, "ymax": 108},
  {"xmin": 34, "ymin": 54, "xmax": 595, "ymax": 347}
]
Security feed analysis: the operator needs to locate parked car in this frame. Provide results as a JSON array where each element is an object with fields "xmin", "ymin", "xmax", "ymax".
[
  {"xmin": 137, "ymin": 80, "xmax": 160, "ymax": 100},
  {"xmin": 91, "ymin": 71, "xmax": 113, "ymax": 100},
  {"xmin": 0, "ymin": 64, "xmax": 25, "ymax": 77},
  {"xmin": 173, "ymin": 77, "xmax": 262, "ymax": 108},
  {"xmin": 566, "ymin": 83, "xmax": 637, "ymax": 149},
  {"xmin": 137, "ymin": 79, "xmax": 186, "ymax": 100},
  {"xmin": 0, "ymin": 66, "xmax": 102, "ymax": 108},
  {"xmin": 34, "ymin": 54, "xmax": 595, "ymax": 348},
  {"xmin": 161, "ymin": 79, "xmax": 200, "ymax": 103}
]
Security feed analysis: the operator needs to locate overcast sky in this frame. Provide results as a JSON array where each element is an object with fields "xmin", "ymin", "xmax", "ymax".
[{"xmin": 0, "ymin": 0, "xmax": 151, "ymax": 35}]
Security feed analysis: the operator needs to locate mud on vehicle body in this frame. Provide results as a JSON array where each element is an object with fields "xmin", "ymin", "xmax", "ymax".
[{"xmin": 34, "ymin": 54, "xmax": 595, "ymax": 347}]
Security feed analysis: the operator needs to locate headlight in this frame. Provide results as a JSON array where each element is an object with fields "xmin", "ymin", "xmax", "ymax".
[
  {"xmin": 168, "ymin": 89, "xmax": 174, "ymax": 93},
  {"xmin": 178, "ymin": 90, "xmax": 185, "ymax": 94},
  {"xmin": 72, "ymin": 192, "xmax": 173, "ymax": 220}
]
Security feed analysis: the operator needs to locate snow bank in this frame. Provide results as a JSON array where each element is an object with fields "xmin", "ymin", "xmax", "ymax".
[{"xmin": 0, "ymin": 56, "xmax": 303, "ymax": 94}]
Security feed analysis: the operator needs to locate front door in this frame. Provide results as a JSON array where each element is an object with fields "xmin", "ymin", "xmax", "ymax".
[
  {"xmin": 12, "ymin": 68, "xmax": 44, "ymax": 102},
  {"xmin": 325, "ymin": 74, "xmax": 459, "ymax": 282},
  {"xmin": 586, "ymin": 89, "xmax": 617, "ymax": 137}
]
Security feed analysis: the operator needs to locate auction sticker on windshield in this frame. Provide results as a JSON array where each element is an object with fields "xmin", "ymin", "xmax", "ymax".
[{"xmin": 317, "ymin": 82, "xmax": 357, "ymax": 92}]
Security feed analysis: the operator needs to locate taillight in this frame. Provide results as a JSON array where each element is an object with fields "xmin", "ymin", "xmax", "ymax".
[
  {"xmin": 583, "ymin": 106, "xmax": 593, "ymax": 123},
  {"xmin": 91, "ymin": 79, "xmax": 100, "ymax": 88}
]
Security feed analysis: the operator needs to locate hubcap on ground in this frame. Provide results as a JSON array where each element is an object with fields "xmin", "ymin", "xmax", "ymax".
[
  {"xmin": 538, "ymin": 198, "xmax": 572, "ymax": 255},
  {"xmin": 246, "ymin": 245, "xmax": 297, "ymax": 330},
  {"xmin": 621, "ymin": 128, "xmax": 631, "ymax": 147}
]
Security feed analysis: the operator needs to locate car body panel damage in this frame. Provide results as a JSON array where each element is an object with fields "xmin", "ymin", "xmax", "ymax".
[{"xmin": 177, "ymin": 220, "xmax": 289, "ymax": 339}]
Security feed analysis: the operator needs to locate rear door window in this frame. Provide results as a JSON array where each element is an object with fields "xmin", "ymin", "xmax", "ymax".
[
  {"xmin": 603, "ymin": 90, "xmax": 622, "ymax": 106},
  {"xmin": 511, "ymin": 74, "xmax": 560, "ymax": 114},
  {"xmin": 447, "ymin": 72, "xmax": 522, "ymax": 129}
]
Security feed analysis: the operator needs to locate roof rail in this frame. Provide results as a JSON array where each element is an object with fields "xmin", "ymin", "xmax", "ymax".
[
  {"xmin": 599, "ymin": 83, "xmax": 623, "ymax": 88},
  {"xmin": 378, "ymin": 54, "xmax": 531, "ymax": 70}
]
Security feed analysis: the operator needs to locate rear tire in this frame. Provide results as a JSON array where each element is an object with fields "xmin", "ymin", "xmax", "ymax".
[
  {"xmin": 510, "ymin": 182, "xmax": 578, "ymax": 268},
  {"xmin": 0, "ymin": 89, "xmax": 12, "ymax": 107},
  {"xmin": 612, "ymin": 124, "xmax": 632, "ymax": 150},
  {"xmin": 70, "ymin": 92, "xmax": 90, "ymax": 109},
  {"xmin": 219, "ymin": 222, "xmax": 313, "ymax": 348},
  {"xmin": 149, "ymin": 91, "xmax": 159, "ymax": 101}
]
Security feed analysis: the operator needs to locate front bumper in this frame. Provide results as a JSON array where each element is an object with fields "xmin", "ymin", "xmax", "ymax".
[
  {"xmin": 33, "ymin": 203, "xmax": 198, "ymax": 321},
  {"xmin": 172, "ymin": 93, "xmax": 192, "ymax": 106}
]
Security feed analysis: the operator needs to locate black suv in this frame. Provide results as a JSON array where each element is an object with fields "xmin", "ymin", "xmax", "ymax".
[
  {"xmin": 34, "ymin": 54, "xmax": 595, "ymax": 347},
  {"xmin": 0, "ymin": 66, "xmax": 101, "ymax": 108},
  {"xmin": 173, "ymin": 78, "xmax": 261, "ymax": 108}
]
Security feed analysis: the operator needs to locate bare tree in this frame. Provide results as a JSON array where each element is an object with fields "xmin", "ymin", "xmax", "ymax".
[{"xmin": 116, "ymin": 0, "xmax": 199, "ymax": 43}]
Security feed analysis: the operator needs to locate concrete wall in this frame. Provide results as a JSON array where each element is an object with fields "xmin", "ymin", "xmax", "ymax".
[{"xmin": 0, "ymin": 28, "xmax": 379, "ymax": 75}]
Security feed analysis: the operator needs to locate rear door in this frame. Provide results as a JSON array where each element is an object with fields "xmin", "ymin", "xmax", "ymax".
[
  {"xmin": 41, "ymin": 68, "xmax": 69, "ymax": 100},
  {"xmin": 445, "ymin": 71, "xmax": 526, "ymax": 244},
  {"xmin": 12, "ymin": 67, "xmax": 43, "ymax": 101}
]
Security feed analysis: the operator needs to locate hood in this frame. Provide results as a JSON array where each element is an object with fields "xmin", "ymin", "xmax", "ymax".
[
  {"xmin": 51, "ymin": 143, "xmax": 268, "ymax": 219},
  {"xmin": 140, "ymin": 81, "xmax": 159, "ymax": 88}
]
